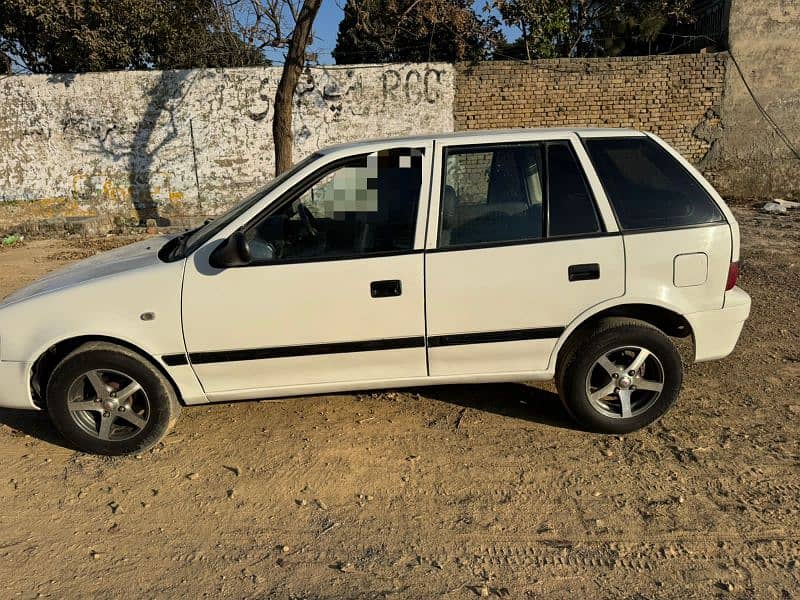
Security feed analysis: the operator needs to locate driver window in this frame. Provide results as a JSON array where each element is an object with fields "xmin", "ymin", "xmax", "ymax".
[{"xmin": 246, "ymin": 148, "xmax": 424, "ymax": 263}]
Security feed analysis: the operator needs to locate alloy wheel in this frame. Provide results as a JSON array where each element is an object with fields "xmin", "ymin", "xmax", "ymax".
[
  {"xmin": 584, "ymin": 346, "xmax": 665, "ymax": 419},
  {"xmin": 66, "ymin": 369, "xmax": 150, "ymax": 441}
]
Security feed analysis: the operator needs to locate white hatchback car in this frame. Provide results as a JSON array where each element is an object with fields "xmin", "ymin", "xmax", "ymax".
[{"xmin": 0, "ymin": 129, "xmax": 750, "ymax": 455}]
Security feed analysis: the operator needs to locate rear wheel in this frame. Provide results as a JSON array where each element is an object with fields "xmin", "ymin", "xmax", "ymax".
[
  {"xmin": 46, "ymin": 342, "xmax": 180, "ymax": 455},
  {"xmin": 558, "ymin": 319, "xmax": 682, "ymax": 433}
]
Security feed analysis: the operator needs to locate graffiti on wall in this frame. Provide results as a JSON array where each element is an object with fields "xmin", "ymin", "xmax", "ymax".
[
  {"xmin": 246, "ymin": 67, "xmax": 446, "ymax": 123},
  {"xmin": 0, "ymin": 64, "xmax": 455, "ymax": 227},
  {"xmin": 382, "ymin": 68, "xmax": 444, "ymax": 104}
]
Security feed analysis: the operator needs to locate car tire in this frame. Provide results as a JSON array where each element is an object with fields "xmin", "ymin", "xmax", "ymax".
[
  {"xmin": 557, "ymin": 318, "xmax": 683, "ymax": 434},
  {"xmin": 46, "ymin": 342, "xmax": 181, "ymax": 455}
]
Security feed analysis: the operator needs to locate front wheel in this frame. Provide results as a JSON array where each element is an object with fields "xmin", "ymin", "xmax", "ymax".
[
  {"xmin": 558, "ymin": 319, "xmax": 683, "ymax": 434},
  {"xmin": 46, "ymin": 342, "xmax": 181, "ymax": 455}
]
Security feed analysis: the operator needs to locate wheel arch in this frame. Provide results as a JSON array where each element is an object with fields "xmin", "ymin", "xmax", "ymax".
[
  {"xmin": 31, "ymin": 335, "xmax": 185, "ymax": 409},
  {"xmin": 551, "ymin": 301, "xmax": 693, "ymax": 374}
]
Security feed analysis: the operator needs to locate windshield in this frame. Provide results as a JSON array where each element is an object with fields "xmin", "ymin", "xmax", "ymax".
[{"xmin": 170, "ymin": 153, "xmax": 323, "ymax": 260}]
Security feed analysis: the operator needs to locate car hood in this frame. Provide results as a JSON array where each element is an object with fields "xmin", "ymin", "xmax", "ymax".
[{"xmin": 0, "ymin": 235, "xmax": 174, "ymax": 309}]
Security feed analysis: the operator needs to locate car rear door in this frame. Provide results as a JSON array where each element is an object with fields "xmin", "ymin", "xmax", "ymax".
[
  {"xmin": 180, "ymin": 144, "xmax": 431, "ymax": 401},
  {"xmin": 424, "ymin": 132, "xmax": 624, "ymax": 377}
]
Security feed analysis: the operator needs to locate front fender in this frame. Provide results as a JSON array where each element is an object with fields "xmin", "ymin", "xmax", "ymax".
[
  {"xmin": 0, "ymin": 259, "xmax": 207, "ymax": 407},
  {"xmin": 0, "ymin": 261, "xmax": 185, "ymax": 363}
]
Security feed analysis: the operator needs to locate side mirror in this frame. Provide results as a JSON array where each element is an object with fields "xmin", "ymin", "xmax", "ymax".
[{"xmin": 210, "ymin": 230, "xmax": 251, "ymax": 268}]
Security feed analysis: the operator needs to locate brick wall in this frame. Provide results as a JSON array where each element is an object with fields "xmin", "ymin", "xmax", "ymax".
[
  {"xmin": 454, "ymin": 54, "xmax": 727, "ymax": 164},
  {"xmin": 446, "ymin": 151, "xmax": 494, "ymax": 204}
]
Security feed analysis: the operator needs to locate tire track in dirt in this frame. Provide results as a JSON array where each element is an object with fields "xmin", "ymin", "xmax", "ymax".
[{"xmin": 2, "ymin": 206, "xmax": 800, "ymax": 598}]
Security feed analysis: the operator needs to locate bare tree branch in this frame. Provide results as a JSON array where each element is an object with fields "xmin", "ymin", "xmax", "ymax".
[{"xmin": 272, "ymin": 0, "xmax": 322, "ymax": 175}]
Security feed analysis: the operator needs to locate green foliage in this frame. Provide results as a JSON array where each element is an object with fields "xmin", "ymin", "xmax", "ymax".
[
  {"xmin": 594, "ymin": 0, "xmax": 693, "ymax": 56},
  {"xmin": 0, "ymin": 0, "xmax": 267, "ymax": 73},
  {"xmin": 495, "ymin": 0, "xmax": 569, "ymax": 60},
  {"xmin": 333, "ymin": 0, "xmax": 500, "ymax": 64},
  {"xmin": 1, "ymin": 233, "xmax": 22, "ymax": 247},
  {"xmin": 493, "ymin": 0, "xmax": 695, "ymax": 60},
  {"xmin": 333, "ymin": 0, "xmax": 695, "ymax": 64}
]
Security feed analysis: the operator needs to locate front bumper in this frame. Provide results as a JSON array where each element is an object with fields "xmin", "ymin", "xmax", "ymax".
[
  {"xmin": 686, "ymin": 287, "xmax": 752, "ymax": 362},
  {"xmin": 0, "ymin": 361, "xmax": 38, "ymax": 410}
]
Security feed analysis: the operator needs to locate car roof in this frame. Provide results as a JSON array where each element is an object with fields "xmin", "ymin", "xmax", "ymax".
[{"xmin": 317, "ymin": 127, "xmax": 645, "ymax": 155}]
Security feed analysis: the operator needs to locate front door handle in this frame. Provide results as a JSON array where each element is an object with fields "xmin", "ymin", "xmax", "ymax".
[
  {"xmin": 568, "ymin": 263, "xmax": 600, "ymax": 281},
  {"xmin": 371, "ymin": 280, "xmax": 402, "ymax": 298}
]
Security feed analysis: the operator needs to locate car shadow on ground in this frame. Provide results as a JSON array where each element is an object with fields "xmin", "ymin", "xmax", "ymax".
[
  {"xmin": 0, "ymin": 383, "xmax": 580, "ymax": 451},
  {"xmin": 411, "ymin": 382, "xmax": 582, "ymax": 431},
  {"xmin": 0, "ymin": 408, "xmax": 73, "ymax": 450}
]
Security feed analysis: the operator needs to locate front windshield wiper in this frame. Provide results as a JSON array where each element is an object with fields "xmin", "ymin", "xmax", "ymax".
[
  {"xmin": 168, "ymin": 218, "xmax": 216, "ymax": 261},
  {"xmin": 171, "ymin": 231, "xmax": 191, "ymax": 258},
  {"xmin": 158, "ymin": 235, "xmax": 185, "ymax": 263},
  {"xmin": 158, "ymin": 225, "xmax": 198, "ymax": 263}
]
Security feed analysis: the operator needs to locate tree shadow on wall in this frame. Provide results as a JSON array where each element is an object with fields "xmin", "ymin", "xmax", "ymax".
[{"xmin": 128, "ymin": 69, "xmax": 197, "ymax": 226}]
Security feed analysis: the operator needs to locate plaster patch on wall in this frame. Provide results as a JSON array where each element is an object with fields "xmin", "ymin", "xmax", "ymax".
[
  {"xmin": 713, "ymin": 0, "xmax": 800, "ymax": 199},
  {"xmin": 0, "ymin": 64, "xmax": 454, "ymax": 227},
  {"xmin": 692, "ymin": 108, "xmax": 724, "ymax": 167}
]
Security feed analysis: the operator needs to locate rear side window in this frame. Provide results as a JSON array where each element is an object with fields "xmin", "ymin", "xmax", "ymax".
[
  {"xmin": 547, "ymin": 142, "xmax": 601, "ymax": 237},
  {"xmin": 584, "ymin": 137, "xmax": 723, "ymax": 231}
]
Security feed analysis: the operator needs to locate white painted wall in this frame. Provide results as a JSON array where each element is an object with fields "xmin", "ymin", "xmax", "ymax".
[{"xmin": 0, "ymin": 64, "xmax": 454, "ymax": 226}]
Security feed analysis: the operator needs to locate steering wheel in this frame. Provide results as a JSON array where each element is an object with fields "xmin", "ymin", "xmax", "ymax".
[{"xmin": 297, "ymin": 202, "xmax": 318, "ymax": 237}]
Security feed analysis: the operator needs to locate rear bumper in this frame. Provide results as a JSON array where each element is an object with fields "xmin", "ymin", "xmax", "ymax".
[
  {"xmin": 686, "ymin": 287, "xmax": 752, "ymax": 362},
  {"xmin": 0, "ymin": 361, "xmax": 38, "ymax": 410}
]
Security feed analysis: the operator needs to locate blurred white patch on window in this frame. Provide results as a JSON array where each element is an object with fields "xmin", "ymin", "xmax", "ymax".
[
  {"xmin": 311, "ymin": 152, "xmax": 380, "ymax": 215},
  {"xmin": 399, "ymin": 155, "xmax": 411, "ymax": 168}
]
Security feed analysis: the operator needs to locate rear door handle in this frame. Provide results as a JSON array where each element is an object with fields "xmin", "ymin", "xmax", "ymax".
[
  {"xmin": 568, "ymin": 263, "xmax": 600, "ymax": 281},
  {"xmin": 370, "ymin": 280, "xmax": 402, "ymax": 298}
]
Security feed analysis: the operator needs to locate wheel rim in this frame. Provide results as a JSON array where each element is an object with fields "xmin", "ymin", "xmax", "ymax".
[
  {"xmin": 584, "ymin": 346, "xmax": 665, "ymax": 419},
  {"xmin": 66, "ymin": 369, "xmax": 150, "ymax": 441}
]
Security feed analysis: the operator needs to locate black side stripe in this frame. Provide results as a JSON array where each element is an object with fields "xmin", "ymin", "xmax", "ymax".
[
  {"xmin": 166, "ymin": 336, "xmax": 426, "ymax": 366},
  {"xmin": 163, "ymin": 353, "xmax": 189, "ymax": 366},
  {"xmin": 162, "ymin": 328, "xmax": 565, "ymax": 366},
  {"xmin": 427, "ymin": 327, "xmax": 565, "ymax": 348}
]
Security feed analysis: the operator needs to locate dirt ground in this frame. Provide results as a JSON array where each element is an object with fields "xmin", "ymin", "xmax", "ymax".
[{"xmin": 0, "ymin": 205, "xmax": 798, "ymax": 599}]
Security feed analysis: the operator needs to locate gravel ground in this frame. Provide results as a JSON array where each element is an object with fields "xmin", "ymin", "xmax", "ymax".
[{"xmin": 0, "ymin": 205, "xmax": 798, "ymax": 599}]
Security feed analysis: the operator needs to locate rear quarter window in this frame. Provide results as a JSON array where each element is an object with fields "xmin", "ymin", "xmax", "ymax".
[{"xmin": 584, "ymin": 137, "xmax": 724, "ymax": 231}]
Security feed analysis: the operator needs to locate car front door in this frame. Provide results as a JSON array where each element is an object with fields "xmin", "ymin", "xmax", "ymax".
[
  {"xmin": 180, "ymin": 145, "xmax": 431, "ymax": 401},
  {"xmin": 424, "ymin": 133, "xmax": 625, "ymax": 377}
]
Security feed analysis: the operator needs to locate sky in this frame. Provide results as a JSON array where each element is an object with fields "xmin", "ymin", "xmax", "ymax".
[
  {"xmin": 266, "ymin": 0, "xmax": 513, "ymax": 65},
  {"xmin": 309, "ymin": 0, "xmax": 348, "ymax": 64},
  {"xmin": 7, "ymin": 0, "xmax": 510, "ymax": 72},
  {"xmin": 259, "ymin": 0, "xmax": 351, "ymax": 65}
]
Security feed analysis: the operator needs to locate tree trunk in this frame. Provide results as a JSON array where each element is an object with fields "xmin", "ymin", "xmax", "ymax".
[
  {"xmin": 273, "ymin": 0, "xmax": 323, "ymax": 176},
  {"xmin": 522, "ymin": 22, "xmax": 531, "ymax": 63}
]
